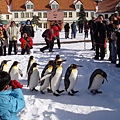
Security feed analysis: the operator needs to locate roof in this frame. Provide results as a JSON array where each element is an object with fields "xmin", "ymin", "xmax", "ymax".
[
  {"xmin": 98, "ymin": 0, "xmax": 120, "ymax": 13},
  {"xmin": 0, "ymin": 0, "xmax": 11, "ymax": 14},
  {"xmin": 11, "ymin": 0, "xmax": 96, "ymax": 11}
]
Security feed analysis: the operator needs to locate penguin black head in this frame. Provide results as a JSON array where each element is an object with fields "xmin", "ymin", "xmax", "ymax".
[
  {"xmin": 32, "ymin": 63, "xmax": 39, "ymax": 67},
  {"xmin": 29, "ymin": 56, "xmax": 34, "ymax": 60},
  {"xmin": 70, "ymin": 64, "xmax": 83, "ymax": 68},
  {"xmin": 56, "ymin": 60, "xmax": 66, "ymax": 65},
  {"xmin": 101, "ymin": 71, "xmax": 107, "ymax": 81},
  {"xmin": 12, "ymin": 61, "xmax": 19, "ymax": 66},
  {"xmin": 55, "ymin": 54, "xmax": 60, "ymax": 61},
  {"xmin": 1, "ymin": 60, "xmax": 11, "ymax": 65},
  {"xmin": 48, "ymin": 60, "xmax": 55, "ymax": 65}
]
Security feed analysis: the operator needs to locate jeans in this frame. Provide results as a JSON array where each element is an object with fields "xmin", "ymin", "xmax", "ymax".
[{"xmin": 111, "ymin": 40, "xmax": 117, "ymax": 62}]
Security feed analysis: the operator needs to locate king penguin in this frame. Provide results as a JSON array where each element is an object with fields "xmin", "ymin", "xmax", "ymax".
[
  {"xmin": 55, "ymin": 54, "xmax": 62, "ymax": 62},
  {"xmin": 50, "ymin": 60, "xmax": 66, "ymax": 96},
  {"xmin": 40, "ymin": 60, "xmax": 55, "ymax": 94},
  {"xmin": 9, "ymin": 61, "xmax": 23, "ymax": 81},
  {"xmin": 88, "ymin": 68, "xmax": 107, "ymax": 95},
  {"xmin": 0, "ymin": 60, "xmax": 11, "ymax": 72},
  {"xmin": 27, "ymin": 62, "xmax": 40, "ymax": 91},
  {"xmin": 26, "ymin": 56, "xmax": 35, "ymax": 74},
  {"xmin": 64, "ymin": 64, "xmax": 83, "ymax": 96}
]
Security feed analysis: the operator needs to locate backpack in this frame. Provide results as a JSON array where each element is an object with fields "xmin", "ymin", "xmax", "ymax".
[{"xmin": 42, "ymin": 29, "xmax": 50, "ymax": 38}]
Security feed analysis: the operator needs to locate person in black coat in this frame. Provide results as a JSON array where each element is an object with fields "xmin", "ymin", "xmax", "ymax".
[
  {"xmin": 22, "ymin": 20, "xmax": 34, "ymax": 38},
  {"xmin": 88, "ymin": 16, "xmax": 96, "ymax": 50},
  {"xmin": 64, "ymin": 23, "xmax": 70, "ymax": 39},
  {"xmin": 94, "ymin": 14, "xmax": 106, "ymax": 60}
]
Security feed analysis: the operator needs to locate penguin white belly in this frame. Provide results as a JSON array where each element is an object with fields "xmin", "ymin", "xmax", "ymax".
[
  {"xmin": 89, "ymin": 75, "xmax": 104, "ymax": 91},
  {"xmin": 29, "ymin": 70, "xmax": 39, "ymax": 90},
  {"xmin": 10, "ymin": 69, "xmax": 19, "ymax": 81},
  {"xmin": 3, "ymin": 66, "xmax": 9, "ymax": 72},
  {"xmin": 40, "ymin": 67, "xmax": 53, "ymax": 90},
  {"xmin": 67, "ymin": 70, "xmax": 78, "ymax": 92},
  {"xmin": 51, "ymin": 67, "xmax": 62, "ymax": 93}
]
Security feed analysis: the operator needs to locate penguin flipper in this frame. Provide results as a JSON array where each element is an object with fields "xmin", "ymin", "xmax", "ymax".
[
  {"xmin": 40, "ymin": 73, "xmax": 51, "ymax": 81},
  {"xmin": 19, "ymin": 69, "xmax": 23, "ymax": 77}
]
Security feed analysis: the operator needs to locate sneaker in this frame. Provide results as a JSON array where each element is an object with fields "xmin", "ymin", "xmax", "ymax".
[
  {"xmin": 93, "ymin": 57, "xmax": 99, "ymax": 60},
  {"xmin": 111, "ymin": 61, "xmax": 116, "ymax": 64},
  {"xmin": 40, "ymin": 49, "xmax": 44, "ymax": 53},
  {"xmin": 116, "ymin": 64, "xmax": 120, "ymax": 68}
]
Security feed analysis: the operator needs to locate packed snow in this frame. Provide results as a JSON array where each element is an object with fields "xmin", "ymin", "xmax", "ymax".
[{"xmin": 0, "ymin": 29, "xmax": 120, "ymax": 120}]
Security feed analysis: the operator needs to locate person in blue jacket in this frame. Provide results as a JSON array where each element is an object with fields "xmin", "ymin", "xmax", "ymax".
[
  {"xmin": 0, "ymin": 71, "xmax": 25, "ymax": 120},
  {"xmin": 71, "ymin": 21, "xmax": 77, "ymax": 39}
]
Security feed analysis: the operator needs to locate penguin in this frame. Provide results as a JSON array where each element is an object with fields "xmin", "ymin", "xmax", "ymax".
[
  {"xmin": 0, "ymin": 60, "xmax": 11, "ymax": 72},
  {"xmin": 9, "ymin": 61, "xmax": 23, "ymax": 81},
  {"xmin": 88, "ymin": 68, "xmax": 107, "ymax": 95},
  {"xmin": 50, "ymin": 60, "xmax": 66, "ymax": 96},
  {"xmin": 40, "ymin": 60, "xmax": 55, "ymax": 94},
  {"xmin": 64, "ymin": 64, "xmax": 83, "ymax": 96},
  {"xmin": 26, "ymin": 56, "xmax": 35, "ymax": 74},
  {"xmin": 27, "ymin": 62, "xmax": 40, "ymax": 91}
]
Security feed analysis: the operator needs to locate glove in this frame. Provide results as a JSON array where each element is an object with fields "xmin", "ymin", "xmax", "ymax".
[{"xmin": 10, "ymin": 80, "xmax": 23, "ymax": 89}]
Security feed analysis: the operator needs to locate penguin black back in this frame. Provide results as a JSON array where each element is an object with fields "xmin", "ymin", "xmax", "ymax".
[
  {"xmin": 9, "ymin": 61, "xmax": 19, "ymax": 73},
  {"xmin": 27, "ymin": 56, "xmax": 34, "ymax": 72}
]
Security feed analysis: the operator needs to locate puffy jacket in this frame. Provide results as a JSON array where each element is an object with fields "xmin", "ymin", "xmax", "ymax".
[
  {"xmin": 52, "ymin": 24, "xmax": 61, "ymax": 36},
  {"xmin": 19, "ymin": 37, "xmax": 33, "ymax": 49},
  {"xmin": 0, "ymin": 88, "xmax": 25, "ymax": 120}
]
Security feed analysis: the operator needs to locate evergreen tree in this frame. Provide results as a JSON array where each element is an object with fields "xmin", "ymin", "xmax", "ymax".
[{"xmin": 78, "ymin": 4, "xmax": 86, "ymax": 23}]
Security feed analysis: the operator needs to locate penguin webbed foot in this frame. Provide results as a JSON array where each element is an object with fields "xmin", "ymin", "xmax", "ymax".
[
  {"xmin": 71, "ymin": 90, "xmax": 79, "ymax": 94},
  {"xmin": 40, "ymin": 90, "xmax": 45, "ymax": 94},
  {"xmin": 91, "ymin": 90, "xmax": 102, "ymax": 95},
  {"xmin": 31, "ymin": 88, "xmax": 38, "ymax": 92},
  {"xmin": 57, "ymin": 89, "xmax": 64, "ymax": 94},
  {"xmin": 68, "ymin": 92, "xmax": 74, "ymax": 96},
  {"xmin": 47, "ymin": 88, "xmax": 52, "ymax": 93},
  {"xmin": 53, "ymin": 93, "xmax": 60, "ymax": 97}
]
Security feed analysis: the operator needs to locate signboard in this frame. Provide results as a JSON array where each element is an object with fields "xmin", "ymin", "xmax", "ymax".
[{"xmin": 47, "ymin": 9, "xmax": 64, "ymax": 21}]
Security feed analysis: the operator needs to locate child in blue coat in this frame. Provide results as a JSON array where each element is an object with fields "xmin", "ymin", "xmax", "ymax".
[{"xmin": 0, "ymin": 71, "xmax": 25, "ymax": 120}]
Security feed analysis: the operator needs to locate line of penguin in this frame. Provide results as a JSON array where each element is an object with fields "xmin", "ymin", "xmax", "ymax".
[{"xmin": 0, "ymin": 55, "xmax": 108, "ymax": 96}]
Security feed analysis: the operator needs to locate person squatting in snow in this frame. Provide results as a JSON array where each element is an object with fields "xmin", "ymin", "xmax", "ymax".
[{"xmin": 19, "ymin": 33, "xmax": 33, "ymax": 55}]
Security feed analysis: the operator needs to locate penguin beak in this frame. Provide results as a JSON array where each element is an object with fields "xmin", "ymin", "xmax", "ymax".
[
  {"xmin": 62, "ymin": 59, "xmax": 67, "ymax": 62},
  {"xmin": 7, "ymin": 60, "xmax": 11, "ymax": 62},
  {"xmin": 77, "ymin": 65, "xmax": 83, "ymax": 67}
]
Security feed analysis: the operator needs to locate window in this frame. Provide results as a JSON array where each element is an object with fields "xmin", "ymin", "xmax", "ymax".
[
  {"xmin": 30, "ymin": 12, "xmax": 33, "ymax": 18},
  {"xmin": 43, "ymin": 12, "xmax": 47, "ymax": 18},
  {"xmin": 86, "ymin": 12, "xmax": 88, "ymax": 17},
  {"xmin": 105, "ymin": 14, "xmax": 108, "ymax": 19},
  {"xmin": 38, "ymin": 12, "xmax": 42, "ymax": 18},
  {"xmin": 51, "ymin": 4, "xmax": 59, "ymax": 9},
  {"xmin": 27, "ymin": 4, "xmax": 34, "ymax": 9},
  {"xmin": 44, "ymin": 23, "xmax": 47, "ymax": 28},
  {"xmin": 91, "ymin": 12, "xmax": 94, "ymax": 17},
  {"xmin": 76, "ymin": 12, "xmax": 79, "ymax": 17},
  {"xmin": 14, "ymin": 13, "xmax": 18, "ymax": 18},
  {"xmin": 21, "ymin": 12, "xmax": 24, "ymax": 18},
  {"xmin": 76, "ymin": 4, "xmax": 81, "ymax": 9},
  {"xmin": 6, "ymin": 15, "xmax": 9, "ymax": 19},
  {"xmin": 64, "ymin": 12, "xmax": 67, "ymax": 18},
  {"xmin": 69, "ymin": 12, "xmax": 72, "ymax": 18},
  {"xmin": 25, "ymin": 13, "xmax": 29, "ymax": 18}
]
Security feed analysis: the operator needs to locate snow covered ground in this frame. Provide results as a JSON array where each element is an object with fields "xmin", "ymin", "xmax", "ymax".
[{"xmin": 0, "ymin": 29, "xmax": 120, "ymax": 120}]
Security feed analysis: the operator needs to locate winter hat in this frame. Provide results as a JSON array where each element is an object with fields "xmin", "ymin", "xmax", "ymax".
[
  {"xmin": 0, "ymin": 71, "xmax": 11, "ymax": 91},
  {"xmin": 113, "ymin": 20, "xmax": 119, "ymax": 25}
]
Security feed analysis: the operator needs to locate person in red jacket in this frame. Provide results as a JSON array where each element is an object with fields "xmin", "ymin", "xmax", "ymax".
[
  {"xmin": 19, "ymin": 33, "xmax": 33, "ymax": 55},
  {"xmin": 40, "ymin": 27, "xmax": 55, "ymax": 53},
  {"xmin": 52, "ymin": 21, "xmax": 61, "ymax": 49}
]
